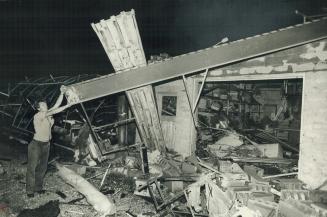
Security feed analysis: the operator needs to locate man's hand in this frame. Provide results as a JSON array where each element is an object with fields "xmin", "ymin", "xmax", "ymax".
[
  {"xmin": 65, "ymin": 88, "xmax": 80, "ymax": 105},
  {"xmin": 60, "ymin": 85, "xmax": 67, "ymax": 93}
]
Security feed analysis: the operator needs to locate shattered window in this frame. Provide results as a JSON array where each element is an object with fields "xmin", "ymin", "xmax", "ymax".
[{"xmin": 162, "ymin": 96, "xmax": 177, "ymax": 116}]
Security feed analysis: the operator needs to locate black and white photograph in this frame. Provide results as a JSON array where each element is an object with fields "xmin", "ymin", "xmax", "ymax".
[{"xmin": 0, "ymin": 0, "xmax": 327, "ymax": 216}]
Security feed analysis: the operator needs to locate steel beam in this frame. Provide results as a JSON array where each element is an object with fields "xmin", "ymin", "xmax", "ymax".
[{"xmin": 67, "ymin": 18, "xmax": 327, "ymax": 103}]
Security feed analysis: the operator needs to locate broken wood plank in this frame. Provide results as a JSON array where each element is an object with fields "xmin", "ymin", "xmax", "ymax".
[
  {"xmin": 192, "ymin": 69, "xmax": 209, "ymax": 114},
  {"xmin": 198, "ymin": 162, "xmax": 223, "ymax": 176},
  {"xmin": 262, "ymin": 172, "xmax": 298, "ymax": 179},
  {"xmin": 99, "ymin": 164, "xmax": 111, "ymax": 189},
  {"xmin": 86, "ymin": 172, "xmax": 106, "ymax": 180},
  {"xmin": 184, "ymin": 190, "xmax": 196, "ymax": 217},
  {"xmin": 126, "ymin": 86, "xmax": 166, "ymax": 154},
  {"xmin": 53, "ymin": 143, "xmax": 75, "ymax": 152},
  {"xmin": 229, "ymin": 157, "xmax": 297, "ymax": 164},
  {"xmin": 102, "ymin": 143, "xmax": 141, "ymax": 155},
  {"xmin": 80, "ymin": 103, "xmax": 104, "ymax": 159},
  {"xmin": 182, "ymin": 75, "xmax": 198, "ymax": 128},
  {"xmin": 93, "ymin": 117, "xmax": 135, "ymax": 131},
  {"xmin": 65, "ymin": 210, "xmax": 84, "ymax": 215},
  {"xmin": 56, "ymin": 162, "xmax": 116, "ymax": 216},
  {"xmin": 91, "ymin": 10, "xmax": 146, "ymax": 72}
]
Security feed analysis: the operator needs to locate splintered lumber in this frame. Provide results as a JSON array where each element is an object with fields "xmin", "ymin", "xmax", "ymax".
[
  {"xmin": 184, "ymin": 190, "xmax": 196, "ymax": 217},
  {"xmin": 91, "ymin": 9, "xmax": 146, "ymax": 72},
  {"xmin": 99, "ymin": 164, "xmax": 111, "ymax": 189},
  {"xmin": 262, "ymin": 172, "xmax": 298, "ymax": 179},
  {"xmin": 65, "ymin": 210, "xmax": 84, "ymax": 215},
  {"xmin": 126, "ymin": 85, "xmax": 166, "ymax": 154},
  {"xmin": 53, "ymin": 143, "xmax": 75, "ymax": 152},
  {"xmin": 233, "ymin": 157, "xmax": 296, "ymax": 164},
  {"xmin": 198, "ymin": 162, "xmax": 222, "ymax": 175},
  {"xmin": 56, "ymin": 163, "xmax": 116, "ymax": 216}
]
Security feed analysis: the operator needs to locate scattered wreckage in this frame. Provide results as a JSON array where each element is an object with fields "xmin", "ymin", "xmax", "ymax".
[{"xmin": 1, "ymin": 9, "xmax": 327, "ymax": 217}]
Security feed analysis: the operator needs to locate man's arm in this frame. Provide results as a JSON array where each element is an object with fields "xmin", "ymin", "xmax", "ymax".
[
  {"xmin": 46, "ymin": 104, "xmax": 71, "ymax": 116},
  {"xmin": 48, "ymin": 92, "xmax": 64, "ymax": 111},
  {"xmin": 47, "ymin": 86, "xmax": 71, "ymax": 116}
]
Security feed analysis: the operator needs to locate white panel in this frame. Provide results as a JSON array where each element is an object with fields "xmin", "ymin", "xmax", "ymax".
[{"xmin": 91, "ymin": 9, "xmax": 147, "ymax": 72}]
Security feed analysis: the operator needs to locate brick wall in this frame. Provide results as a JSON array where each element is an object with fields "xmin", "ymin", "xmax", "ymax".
[
  {"xmin": 152, "ymin": 39, "xmax": 327, "ymax": 188},
  {"xmin": 204, "ymin": 39, "xmax": 327, "ymax": 189}
]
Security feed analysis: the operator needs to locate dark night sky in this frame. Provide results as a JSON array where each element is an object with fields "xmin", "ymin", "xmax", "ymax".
[{"xmin": 0, "ymin": 0, "xmax": 326, "ymax": 88}]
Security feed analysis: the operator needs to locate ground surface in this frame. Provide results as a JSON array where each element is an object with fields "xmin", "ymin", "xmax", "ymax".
[
  {"xmin": 0, "ymin": 161, "xmax": 156, "ymax": 217},
  {"xmin": 0, "ymin": 137, "xmax": 156, "ymax": 217}
]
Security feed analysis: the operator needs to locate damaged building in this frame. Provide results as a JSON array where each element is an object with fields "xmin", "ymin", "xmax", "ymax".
[{"xmin": 1, "ymin": 5, "xmax": 327, "ymax": 217}]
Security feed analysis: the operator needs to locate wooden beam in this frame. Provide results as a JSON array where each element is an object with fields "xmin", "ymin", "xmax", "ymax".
[
  {"xmin": 0, "ymin": 91, "xmax": 9, "ymax": 97},
  {"xmin": 126, "ymin": 86, "xmax": 166, "ymax": 154},
  {"xmin": 79, "ymin": 103, "xmax": 104, "ymax": 159},
  {"xmin": 182, "ymin": 75, "xmax": 198, "ymax": 128},
  {"xmin": 192, "ymin": 69, "xmax": 209, "ymax": 113},
  {"xmin": 93, "ymin": 117, "xmax": 135, "ymax": 131},
  {"xmin": 262, "ymin": 172, "xmax": 298, "ymax": 179}
]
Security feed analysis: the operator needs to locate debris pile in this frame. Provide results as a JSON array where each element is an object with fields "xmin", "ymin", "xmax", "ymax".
[
  {"xmin": 128, "ymin": 152, "xmax": 326, "ymax": 217},
  {"xmin": 1, "ymin": 8, "xmax": 327, "ymax": 217}
]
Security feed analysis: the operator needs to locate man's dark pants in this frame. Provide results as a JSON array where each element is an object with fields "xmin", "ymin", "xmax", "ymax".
[{"xmin": 26, "ymin": 139, "xmax": 50, "ymax": 194}]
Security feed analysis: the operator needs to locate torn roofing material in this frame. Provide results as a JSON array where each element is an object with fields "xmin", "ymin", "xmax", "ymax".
[{"xmin": 67, "ymin": 18, "xmax": 327, "ymax": 103}]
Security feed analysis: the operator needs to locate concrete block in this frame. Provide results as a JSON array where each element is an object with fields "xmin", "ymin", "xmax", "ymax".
[
  {"xmin": 249, "ymin": 182, "xmax": 271, "ymax": 193},
  {"xmin": 221, "ymin": 172, "xmax": 249, "ymax": 188},
  {"xmin": 247, "ymin": 199, "xmax": 278, "ymax": 217},
  {"xmin": 226, "ymin": 187, "xmax": 251, "ymax": 205},
  {"xmin": 252, "ymin": 192, "xmax": 275, "ymax": 202},
  {"xmin": 244, "ymin": 165, "xmax": 268, "ymax": 184},
  {"xmin": 311, "ymin": 203, "xmax": 327, "ymax": 217},
  {"xmin": 231, "ymin": 163, "xmax": 246, "ymax": 173},
  {"xmin": 278, "ymin": 199, "xmax": 317, "ymax": 217},
  {"xmin": 244, "ymin": 165, "xmax": 265, "ymax": 177},
  {"xmin": 280, "ymin": 190, "xmax": 310, "ymax": 201},
  {"xmin": 164, "ymin": 181, "xmax": 184, "ymax": 193},
  {"xmin": 257, "ymin": 143, "xmax": 283, "ymax": 158},
  {"xmin": 218, "ymin": 160, "xmax": 233, "ymax": 173},
  {"xmin": 235, "ymin": 191, "xmax": 252, "ymax": 206},
  {"xmin": 309, "ymin": 190, "xmax": 327, "ymax": 203},
  {"xmin": 279, "ymin": 178, "xmax": 303, "ymax": 190},
  {"xmin": 181, "ymin": 162, "xmax": 197, "ymax": 174}
]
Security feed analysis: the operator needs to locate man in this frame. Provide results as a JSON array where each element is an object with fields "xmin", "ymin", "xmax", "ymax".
[{"xmin": 26, "ymin": 86, "xmax": 71, "ymax": 197}]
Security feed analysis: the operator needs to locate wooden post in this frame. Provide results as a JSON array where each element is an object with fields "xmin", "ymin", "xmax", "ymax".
[
  {"xmin": 192, "ymin": 69, "xmax": 209, "ymax": 113},
  {"xmin": 117, "ymin": 95, "xmax": 128, "ymax": 145},
  {"xmin": 126, "ymin": 85, "xmax": 166, "ymax": 154},
  {"xmin": 182, "ymin": 75, "xmax": 198, "ymax": 128}
]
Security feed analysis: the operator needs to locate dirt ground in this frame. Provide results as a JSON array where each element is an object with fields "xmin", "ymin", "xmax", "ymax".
[
  {"xmin": 0, "ymin": 159, "xmax": 156, "ymax": 217},
  {"xmin": 0, "ymin": 135, "xmax": 160, "ymax": 217}
]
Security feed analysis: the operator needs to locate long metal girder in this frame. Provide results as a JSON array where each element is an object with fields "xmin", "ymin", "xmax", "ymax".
[{"xmin": 67, "ymin": 18, "xmax": 327, "ymax": 103}]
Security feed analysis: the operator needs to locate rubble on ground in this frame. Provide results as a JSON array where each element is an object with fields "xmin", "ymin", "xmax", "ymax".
[
  {"xmin": 0, "ymin": 11, "xmax": 326, "ymax": 216},
  {"xmin": 1, "ymin": 132, "xmax": 326, "ymax": 217}
]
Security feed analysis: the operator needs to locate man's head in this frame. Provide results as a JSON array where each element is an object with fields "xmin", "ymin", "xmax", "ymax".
[{"xmin": 37, "ymin": 101, "xmax": 48, "ymax": 112}]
